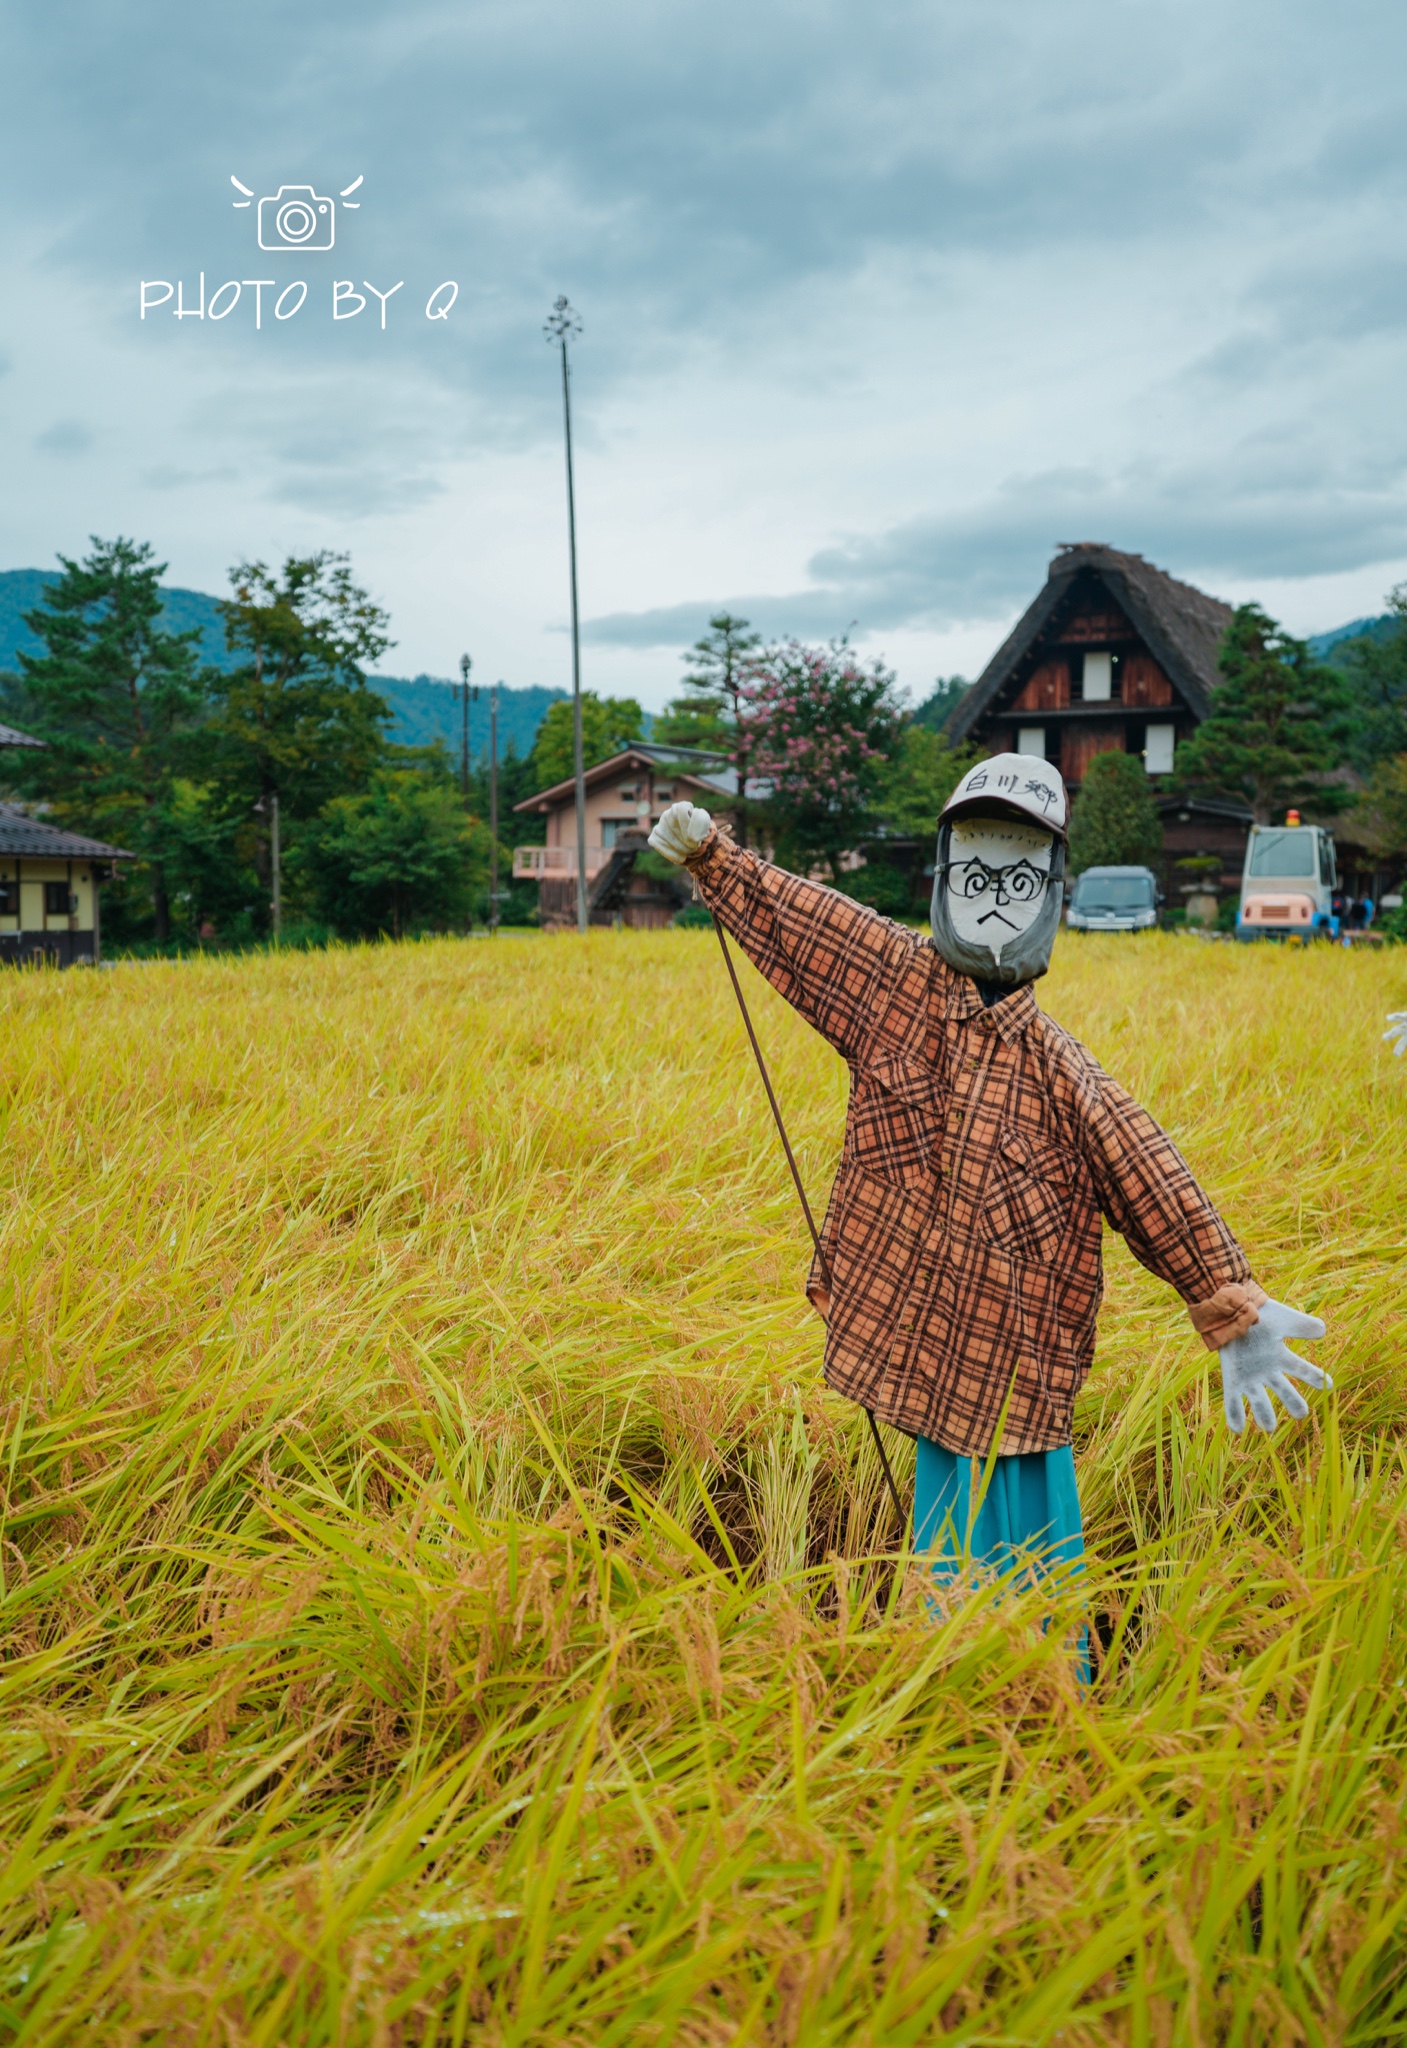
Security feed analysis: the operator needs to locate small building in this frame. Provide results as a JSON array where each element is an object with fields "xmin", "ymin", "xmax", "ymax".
[
  {"xmin": 513, "ymin": 742, "xmax": 739, "ymax": 929},
  {"xmin": 947, "ymin": 542, "xmax": 1252, "ymax": 893},
  {"xmin": 0, "ymin": 724, "xmax": 132, "ymax": 965}
]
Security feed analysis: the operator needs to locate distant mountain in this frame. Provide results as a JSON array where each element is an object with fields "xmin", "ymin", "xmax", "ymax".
[
  {"xmin": 0, "ymin": 567, "xmax": 238, "ymax": 673},
  {"xmin": 0, "ymin": 568, "xmax": 565, "ymax": 758},
  {"xmin": 381, "ymin": 675, "xmax": 566, "ymax": 760},
  {"xmin": 1307, "ymin": 614, "xmax": 1396, "ymax": 661}
]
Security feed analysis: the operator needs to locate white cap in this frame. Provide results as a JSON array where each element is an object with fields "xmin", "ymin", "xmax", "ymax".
[{"xmin": 939, "ymin": 751, "xmax": 1068, "ymax": 839}]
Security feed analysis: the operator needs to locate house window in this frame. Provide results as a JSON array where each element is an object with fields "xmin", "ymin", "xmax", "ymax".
[
  {"xmin": 1081, "ymin": 652, "xmax": 1113, "ymax": 702},
  {"xmin": 655, "ymin": 785, "xmax": 674, "ymax": 801},
  {"xmin": 618, "ymin": 785, "xmax": 639, "ymax": 802},
  {"xmin": 0, "ymin": 881, "xmax": 16, "ymax": 917},
  {"xmin": 44, "ymin": 881, "xmax": 72, "ymax": 917},
  {"xmin": 1143, "ymin": 724, "xmax": 1175, "ymax": 775},
  {"xmin": 1016, "ymin": 727, "xmax": 1046, "ymax": 759},
  {"xmin": 600, "ymin": 818, "xmax": 635, "ymax": 849}
]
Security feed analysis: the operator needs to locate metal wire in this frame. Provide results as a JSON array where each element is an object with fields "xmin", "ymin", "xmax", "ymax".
[{"xmin": 713, "ymin": 919, "xmax": 908, "ymax": 1540}]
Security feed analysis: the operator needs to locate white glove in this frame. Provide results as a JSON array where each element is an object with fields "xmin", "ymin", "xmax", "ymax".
[
  {"xmin": 1384, "ymin": 1011, "xmax": 1407, "ymax": 1056},
  {"xmin": 648, "ymin": 800, "xmax": 712, "ymax": 866},
  {"xmin": 1218, "ymin": 1297, "xmax": 1331, "ymax": 1435}
]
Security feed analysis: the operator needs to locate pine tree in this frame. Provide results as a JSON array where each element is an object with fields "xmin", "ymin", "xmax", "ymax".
[
  {"xmin": 1174, "ymin": 604, "xmax": 1350, "ymax": 823},
  {"xmin": 14, "ymin": 537, "xmax": 207, "ymax": 941},
  {"xmin": 205, "ymin": 554, "xmax": 394, "ymax": 930},
  {"xmin": 653, "ymin": 613, "xmax": 760, "ymax": 752},
  {"xmin": 1067, "ymin": 751, "xmax": 1163, "ymax": 874}
]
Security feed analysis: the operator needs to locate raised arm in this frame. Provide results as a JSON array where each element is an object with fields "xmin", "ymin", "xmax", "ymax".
[
  {"xmin": 650, "ymin": 803, "xmax": 914, "ymax": 1064},
  {"xmin": 1074, "ymin": 1055, "xmax": 1253, "ymax": 1307}
]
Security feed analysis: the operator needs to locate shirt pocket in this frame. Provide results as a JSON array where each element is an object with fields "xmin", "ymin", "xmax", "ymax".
[
  {"xmin": 979, "ymin": 1125, "xmax": 1071, "ymax": 1264},
  {"xmin": 846, "ymin": 1053, "xmax": 942, "ymax": 1190}
]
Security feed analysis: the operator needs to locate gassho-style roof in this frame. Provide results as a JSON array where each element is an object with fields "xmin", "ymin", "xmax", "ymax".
[
  {"xmin": 514, "ymin": 741, "xmax": 739, "ymax": 814},
  {"xmin": 947, "ymin": 543, "xmax": 1234, "ymax": 743},
  {"xmin": 0, "ymin": 722, "xmax": 47, "ymax": 750},
  {"xmin": 0, "ymin": 805, "xmax": 132, "ymax": 860}
]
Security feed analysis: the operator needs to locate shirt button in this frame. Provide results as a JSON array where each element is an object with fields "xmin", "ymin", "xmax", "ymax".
[{"xmin": 948, "ymin": 1111, "xmax": 963, "ymax": 1129}]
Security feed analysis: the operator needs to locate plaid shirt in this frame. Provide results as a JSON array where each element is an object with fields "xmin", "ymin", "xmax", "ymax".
[{"xmin": 687, "ymin": 831, "xmax": 1251, "ymax": 1455}]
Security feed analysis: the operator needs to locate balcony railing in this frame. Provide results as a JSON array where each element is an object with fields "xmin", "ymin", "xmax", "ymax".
[{"xmin": 512, "ymin": 844, "xmax": 611, "ymax": 881}]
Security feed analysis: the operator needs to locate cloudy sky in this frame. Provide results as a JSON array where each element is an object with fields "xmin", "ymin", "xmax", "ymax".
[{"xmin": 3, "ymin": 1, "xmax": 1406, "ymax": 707}]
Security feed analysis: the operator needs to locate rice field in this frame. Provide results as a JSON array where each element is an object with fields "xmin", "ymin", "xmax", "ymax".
[{"xmin": 1, "ymin": 927, "xmax": 1405, "ymax": 2046}]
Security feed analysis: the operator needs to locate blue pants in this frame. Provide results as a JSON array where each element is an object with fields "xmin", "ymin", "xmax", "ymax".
[{"xmin": 914, "ymin": 1438, "xmax": 1090, "ymax": 1678}]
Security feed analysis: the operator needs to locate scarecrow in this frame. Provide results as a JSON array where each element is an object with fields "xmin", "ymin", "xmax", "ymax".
[{"xmin": 649, "ymin": 753, "xmax": 1331, "ymax": 1583}]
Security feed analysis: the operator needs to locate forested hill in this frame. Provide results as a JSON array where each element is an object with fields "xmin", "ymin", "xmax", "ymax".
[
  {"xmin": 0, "ymin": 568, "xmax": 235, "ymax": 672},
  {"xmin": 0, "ymin": 568, "xmax": 565, "ymax": 758},
  {"xmin": 378, "ymin": 676, "xmax": 566, "ymax": 759}
]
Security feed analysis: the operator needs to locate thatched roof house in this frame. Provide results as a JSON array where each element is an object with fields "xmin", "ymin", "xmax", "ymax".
[
  {"xmin": 946, "ymin": 542, "xmax": 1253, "ymax": 890},
  {"xmin": 948, "ymin": 542, "xmax": 1234, "ymax": 782},
  {"xmin": 0, "ymin": 722, "xmax": 47, "ymax": 751}
]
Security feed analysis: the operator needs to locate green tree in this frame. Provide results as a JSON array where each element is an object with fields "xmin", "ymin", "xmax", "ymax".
[
  {"xmin": 528, "ymin": 691, "xmax": 644, "ymax": 789},
  {"xmin": 873, "ymin": 723, "xmax": 983, "ymax": 839},
  {"xmin": 300, "ymin": 769, "xmax": 486, "ymax": 939},
  {"xmin": 1348, "ymin": 755, "xmax": 1407, "ymax": 862},
  {"xmin": 467, "ymin": 739, "xmax": 544, "ymax": 925},
  {"xmin": 653, "ymin": 612, "xmax": 760, "ymax": 750},
  {"xmin": 1174, "ymin": 604, "xmax": 1351, "ymax": 824},
  {"xmin": 1068, "ymin": 751, "xmax": 1164, "ymax": 874},
  {"xmin": 843, "ymin": 723, "xmax": 983, "ymax": 916},
  {"xmin": 740, "ymin": 638, "xmax": 903, "ymax": 881},
  {"xmin": 206, "ymin": 554, "xmax": 394, "ymax": 925},
  {"xmin": 654, "ymin": 613, "xmax": 764, "ymax": 845},
  {"xmin": 10, "ymin": 537, "xmax": 207, "ymax": 941},
  {"xmin": 1338, "ymin": 587, "xmax": 1407, "ymax": 771},
  {"xmin": 910, "ymin": 675, "xmax": 971, "ymax": 734}
]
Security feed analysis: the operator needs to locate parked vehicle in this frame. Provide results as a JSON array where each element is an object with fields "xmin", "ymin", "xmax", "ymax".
[
  {"xmin": 1065, "ymin": 865, "xmax": 1162, "ymax": 932},
  {"xmin": 1236, "ymin": 817, "xmax": 1343, "ymax": 940}
]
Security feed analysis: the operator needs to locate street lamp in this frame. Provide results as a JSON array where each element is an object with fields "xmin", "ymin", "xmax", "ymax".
[
  {"xmin": 544, "ymin": 294, "xmax": 588, "ymax": 934},
  {"xmin": 458, "ymin": 652, "xmax": 472, "ymax": 800}
]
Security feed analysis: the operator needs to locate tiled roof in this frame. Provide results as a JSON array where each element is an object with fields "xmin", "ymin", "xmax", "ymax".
[
  {"xmin": 0, "ymin": 722, "xmax": 46, "ymax": 749},
  {"xmin": 514, "ymin": 742, "xmax": 738, "ymax": 813},
  {"xmin": 0, "ymin": 806, "xmax": 132, "ymax": 859}
]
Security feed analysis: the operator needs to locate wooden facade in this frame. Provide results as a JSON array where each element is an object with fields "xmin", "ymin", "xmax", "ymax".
[{"xmin": 949, "ymin": 544, "xmax": 1232, "ymax": 790}]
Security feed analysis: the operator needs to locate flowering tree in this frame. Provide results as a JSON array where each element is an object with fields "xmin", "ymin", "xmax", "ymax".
[{"xmin": 738, "ymin": 638, "xmax": 903, "ymax": 879}]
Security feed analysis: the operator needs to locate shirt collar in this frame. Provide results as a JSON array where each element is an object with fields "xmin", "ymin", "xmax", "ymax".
[{"xmin": 948, "ymin": 969, "xmax": 1040, "ymax": 1044}]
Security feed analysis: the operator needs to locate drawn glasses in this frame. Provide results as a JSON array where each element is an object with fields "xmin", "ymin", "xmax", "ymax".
[{"xmin": 941, "ymin": 857, "xmax": 1056, "ymax": 906}]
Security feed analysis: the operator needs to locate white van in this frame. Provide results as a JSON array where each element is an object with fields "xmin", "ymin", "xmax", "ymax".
[{"xmin": 1236, "ymin": 822, "xmax": 1339, "ymax": 940}]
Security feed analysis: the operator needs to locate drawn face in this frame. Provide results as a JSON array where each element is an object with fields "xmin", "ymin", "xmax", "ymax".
[{"xmin": 944, "ymin": 817, "xmax": 1056, "ymax": 965}]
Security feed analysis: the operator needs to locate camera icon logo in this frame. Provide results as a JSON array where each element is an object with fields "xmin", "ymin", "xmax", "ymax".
[{"xmin": 258, "ymin": 184, "xmax": 335, "ymax": 252}]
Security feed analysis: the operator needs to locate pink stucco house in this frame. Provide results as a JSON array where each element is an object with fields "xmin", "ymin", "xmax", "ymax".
[{"xmin": 512, "ymin": 742, "xmax": 739, "ymax": 929}]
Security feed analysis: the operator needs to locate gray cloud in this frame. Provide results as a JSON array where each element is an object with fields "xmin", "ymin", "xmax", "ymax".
[
  {"xmin": 587, "ymin": 446, "xmax": 1407, "ymax": 646},
  {"xmin": 35, "ymin": 419, "xmax": 94, "ymax": 455},
  {"xmin": 2, "ymin": 1, "xmax": 1406, "ymax": 682}
]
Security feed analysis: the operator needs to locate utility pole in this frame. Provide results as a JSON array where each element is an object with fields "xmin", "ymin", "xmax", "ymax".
[
  {"xmin": 254, "ymin": 793, "xmax": 281, "ymax": 944},
  {"xmin": 544, "ymin": 295, "xmax": 588, "ymax": 933},
  {"xmin": 271, "ymin": 793, "xmax": 281, "ymax": 943},
  {"xmin": 458, "ymin": 653, "xmax": 472, "ymax": 799},
  {"xmin": 490, "ymin": 681, "xmax": 500, "ymax": 937}
]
